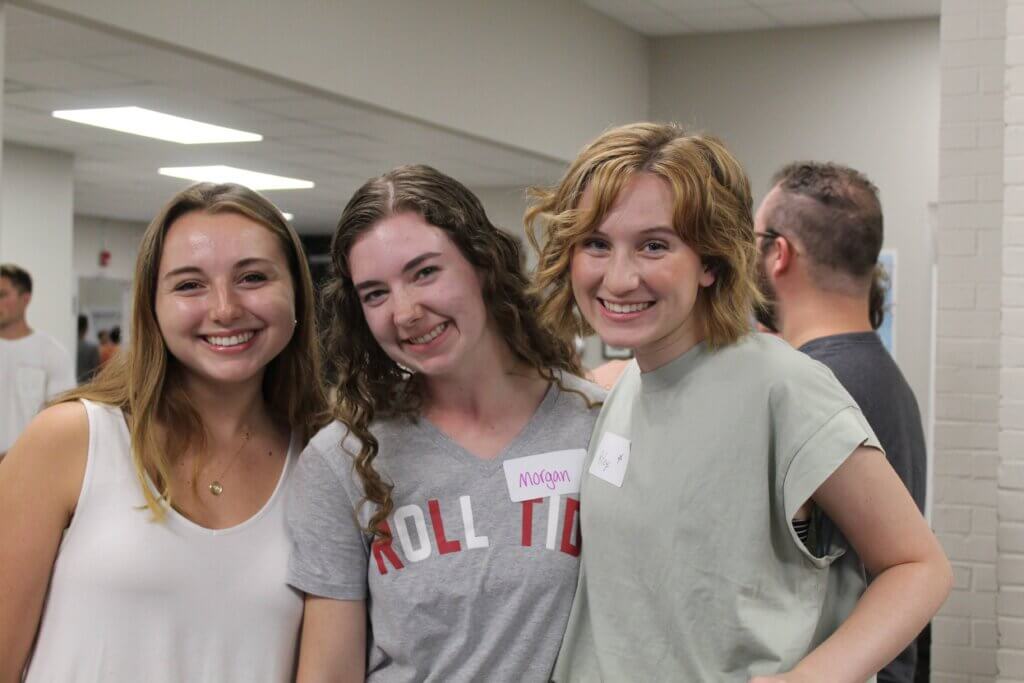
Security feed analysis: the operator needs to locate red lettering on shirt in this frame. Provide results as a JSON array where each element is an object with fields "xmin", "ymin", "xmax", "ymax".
[
  {"xmin": 520, "ymin": 497, "xmax": 543, "ymax": 546},
  {"xmin": 560, "ymin": 497, "xmax": 581, "ymax": 557},
  {"xmin": 372, "ymin": 521, "xmax": 405, "ymax": 574},
  {"xmin": 428, "ymin": 499, "xmax": 462, "ymax": 555}
]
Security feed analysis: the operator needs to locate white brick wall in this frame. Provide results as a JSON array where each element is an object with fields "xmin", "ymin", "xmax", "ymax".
[
  {"xmin": 1003, "ymin": 1, "xmax": 1024, "ymax": 680},
  {"xmin": 934, "ymin": 0, "xmax": 1005, "ymax": 680}
]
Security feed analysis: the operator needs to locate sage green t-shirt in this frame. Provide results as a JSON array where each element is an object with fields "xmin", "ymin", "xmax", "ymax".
[{"xmin": 553, "ymin": 334, "xmax": 881, "ymax": 682}]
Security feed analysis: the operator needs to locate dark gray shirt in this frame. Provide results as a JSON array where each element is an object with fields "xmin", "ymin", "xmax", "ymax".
[
  {"xmin": 76, "ymin": 340, "xmax": 100, "ymax": 384},
  {"xmin": 800, "ymin": 331, "xmax": 927, "ymax": 683}
]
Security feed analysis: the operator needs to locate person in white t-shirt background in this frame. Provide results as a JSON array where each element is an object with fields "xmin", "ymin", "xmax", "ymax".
[{"xmin": 0, "ymin": 263, "xmax": 75, "ymax": 459}]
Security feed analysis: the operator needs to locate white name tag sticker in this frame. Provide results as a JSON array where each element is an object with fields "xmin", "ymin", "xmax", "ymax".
[
  {"xmin": 503, "ymin": 449, "xmax": 587, "ymax": 502},
  {"xmin": 588, "ymin": 432, "xmax": 631, "ymax": 487}
]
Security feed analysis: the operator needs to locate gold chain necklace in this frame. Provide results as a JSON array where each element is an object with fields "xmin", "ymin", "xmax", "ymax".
[{"xmin": 207, "ymin": 430, "xmax": 251, "ymax": 496}]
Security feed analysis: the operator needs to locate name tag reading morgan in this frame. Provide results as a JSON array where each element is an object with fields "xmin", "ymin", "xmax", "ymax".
[{"xmin": 503, "ymin": 449, "xmax": 587, "ymax": 502}]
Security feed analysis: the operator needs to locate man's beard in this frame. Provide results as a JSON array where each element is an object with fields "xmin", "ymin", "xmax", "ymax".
[{"xmin": 755, "ymin": 261, "xmax": 780, "ymax": 333}]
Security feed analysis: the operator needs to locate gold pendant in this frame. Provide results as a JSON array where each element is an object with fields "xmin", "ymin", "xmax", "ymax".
[{"xmin": 209, "ymin": 481, "xmax": 224, "ymax": 496}]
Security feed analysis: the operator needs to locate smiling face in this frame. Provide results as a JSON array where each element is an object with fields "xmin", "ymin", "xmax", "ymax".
[
  {"xmin": 154, "ymin": 210, "xmax": 296, "ymax": 390},
  {"xmin": 570, "ymin": 172, "xmax": 715, "ymax": 371},
  {"xmin": 347, "ymin": 211, "xmax": 497, "ymax": 380}
]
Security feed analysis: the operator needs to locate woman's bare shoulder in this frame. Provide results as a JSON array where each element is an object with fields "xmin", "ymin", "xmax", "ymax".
[{"xmin": 1, "ymin": 401, "xmax": 90, "ymax": 511}]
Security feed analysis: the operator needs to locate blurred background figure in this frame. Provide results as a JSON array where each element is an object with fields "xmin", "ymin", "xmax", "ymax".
[
  {"xmin": 754, "ymin": 162, "xmax": 928, "ymax": 683},
  {"xmin": 75, "ymin": 314, "xmax": 100, "ymax": 383},
  {"xmin": 0, "ymin": 263, "xmax": 75, "ymax": 459},
  {"xmin": 98, "ymin": 326, "xmax": 120, "ymax": 367}
]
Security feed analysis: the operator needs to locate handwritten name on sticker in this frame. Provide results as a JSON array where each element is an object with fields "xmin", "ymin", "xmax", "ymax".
[
  {"xmin": 589, "ymin": 431, "xmax": 630, "ymax": 487},
  {"xmin": 503, "ymin": 449, "xmax": 587, "ymax": 502}
]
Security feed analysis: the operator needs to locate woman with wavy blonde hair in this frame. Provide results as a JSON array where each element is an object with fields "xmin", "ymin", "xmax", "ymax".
[
  {"xmin": 0, "ymin": 182, "xmax": 328, "ymax": 682},
  {"xmin": 528, "ymin": 122, "xmax": 951, "ymax": 682},
  {"xmin": 286, "ymin": 164, "xmax": 603, "ymax": 682}
]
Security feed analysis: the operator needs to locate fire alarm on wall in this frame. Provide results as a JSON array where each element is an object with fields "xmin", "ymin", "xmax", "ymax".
[{"xmin": 99, "ymin": 249, "xmax": 111, "ymax": 268}]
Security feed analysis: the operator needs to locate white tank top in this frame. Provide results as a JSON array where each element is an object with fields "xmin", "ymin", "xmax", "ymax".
[{"xmin": 24, "ymin": 399, "xmax": 303, "ymax": 683}]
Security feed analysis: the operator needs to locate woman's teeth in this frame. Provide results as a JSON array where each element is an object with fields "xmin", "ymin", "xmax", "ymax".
[
  {"xmin": 408, "ymin": 323, "xmax": 447, "ymax": 345},
  {"xmin": 603, "ymin": 300, "xmax": 652, "ymax": 313},
  {"xmin": 206, "ymin": 331, "xmax": 256, "ymax": 347}
]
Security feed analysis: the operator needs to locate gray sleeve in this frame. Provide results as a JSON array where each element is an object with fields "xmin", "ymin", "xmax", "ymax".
[{"xmin": 286, "ymin": 438, "xmax": 370, "ymax": 600}]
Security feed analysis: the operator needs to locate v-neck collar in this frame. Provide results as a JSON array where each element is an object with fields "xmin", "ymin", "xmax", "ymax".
[{"xmin": 417, "ymin": 381, "xmax": 559, "ymax": 472}]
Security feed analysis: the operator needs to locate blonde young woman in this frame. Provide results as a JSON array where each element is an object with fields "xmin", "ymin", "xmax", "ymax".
[
  {"xmin": 0, "ymin": 183, "xmax": 327, "ymax": 683},
  {"xmin": 286, "ymin": 165, "xmax": 603, "ymax": 682},
  {"xmin": 527, "ymin": 123, "xmax": 952, "ymax": 683}
]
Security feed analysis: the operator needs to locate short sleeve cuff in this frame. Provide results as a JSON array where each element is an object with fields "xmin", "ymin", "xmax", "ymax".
[
  {"xmin": 783, "ymin": 405, "xmax": 882, "ymax": 526},
  {"xmin": 287, "ymin": 567, "xmax": 367, "ymax": 601}
]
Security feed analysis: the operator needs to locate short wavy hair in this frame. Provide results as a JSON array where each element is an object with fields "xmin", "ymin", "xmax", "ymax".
[{"xmin": 526, "ymin": 122, "xmax": 762, "ymax": 349}]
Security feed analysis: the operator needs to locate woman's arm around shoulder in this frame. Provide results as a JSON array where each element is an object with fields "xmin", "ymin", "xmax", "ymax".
[
  {"xmin": 0, "ymin": 402, "xmax": 89, "ymax": 682},
  {"xmin": 296, "ymin": 596, "xmax": 366, "ymax": 683},
  {"xmin": 754, "ymin": 446, "xmax": 952, "ymax": 683}
]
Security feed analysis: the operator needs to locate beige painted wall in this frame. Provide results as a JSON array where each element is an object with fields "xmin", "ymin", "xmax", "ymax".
[
  {"xmin": 1, "ymin": 143, "xmax": 75, "ymax": 354},
  {"xmin": 650, "ymin": 18, "xmax": 940, "ymax": 434}
]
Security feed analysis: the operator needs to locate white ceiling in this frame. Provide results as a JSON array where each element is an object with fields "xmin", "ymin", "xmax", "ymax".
[
  {"xmin": 2, "ymin": 7, "xmax": 568, "ymax": 234},
  {"xmin": 581, "ymin": 0, "xmax": 940, "ymax": 35}
]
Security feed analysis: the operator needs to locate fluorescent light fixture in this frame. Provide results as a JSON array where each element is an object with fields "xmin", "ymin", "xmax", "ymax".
[
  {"xmin": 281, "ymin": 212, "xmax": 294, "ymax": 221},
  {"xmin": 52, "ymin": 106, "xmax": 262, "ymax": 144},
  {"xmin": 158, "ymin": 166, "xmax": 314, "ymax": 191}
]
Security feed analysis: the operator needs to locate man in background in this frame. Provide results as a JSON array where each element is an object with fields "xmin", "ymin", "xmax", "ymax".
[
  {"xmin": 99, "ymin": 325, "xmax": 121, "ymax": 367},
  {"xmin": 0, "ymin": 263, "xmax": 75, "ymax": 459},
  {"xmin": 76, "ymin": 313, "xmax": 100, "ymax": 383},
  {"xmin": 754, "ymin": 162, "xmax": 928, "ymax": 683}
]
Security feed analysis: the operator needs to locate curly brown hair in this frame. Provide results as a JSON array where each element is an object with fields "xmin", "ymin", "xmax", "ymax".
[
  {"xmin": 322, "ymin": 165, "xmax": 585, "ymax": 538},
  {"xmin": 526, "ymin": 122, "xmax": 762, "ymax": 349}
]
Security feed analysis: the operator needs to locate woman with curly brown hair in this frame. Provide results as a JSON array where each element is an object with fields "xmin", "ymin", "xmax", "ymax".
[
  {"xmin": 286, "ymin": 165, "xmax": 603, "ymax": 682},
  {"xmin": 527, "ymin": 123, "xmax": 951, "ymax": 683}
]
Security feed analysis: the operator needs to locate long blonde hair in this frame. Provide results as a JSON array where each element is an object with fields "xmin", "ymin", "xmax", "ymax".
[
  {"xmin": 527, "ymin": 122, "xmax": 762, "ymax": 349},
  {"xmin": 62, "ymin": 183, "xmax": 329, "ymax": 519}
]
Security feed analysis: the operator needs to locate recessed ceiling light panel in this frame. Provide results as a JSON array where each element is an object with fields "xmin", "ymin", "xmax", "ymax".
[
  {"xmin": 52, "ymin": 106, "xmax": 262, "ymax": 144},
  {"xmin": 158, "ymin": 165, "xmax": 315, "ymax": 191}
]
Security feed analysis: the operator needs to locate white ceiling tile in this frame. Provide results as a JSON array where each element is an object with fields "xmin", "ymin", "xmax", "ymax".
[
  {"xmin": 623, "ymin": 12, "xmax": 696, "ymax": 34},
  {"xmin": 3, "ymin": 104, "xmax": 54, "ymax": 129},
  {"xmin": 748, "ymin": 0, "xmax": 835, "ymax": 5},
  {"xmin": 6, "ymin": 59, "xmax": 146, "ymax": 91},
  {"xmin": 6, "ymin": 21, "xmax": 138, "ymax": 61},
  {"xmin": 656, "ymin": 0, "xmax": 751, "ymax": 10},
  {"xmin": 580, "ymin": 0, "xmax": 693, "ymax": 34},
  {"xmin": 760, "ymin": 2, "xmax": 867, "ymax": 25},
  {"xmin": 6, "ymin": 6, "xmax": 50, "ymax": 28},
  {"xmin": 585, "ymin": 0, "xmax": 937, "ymax": 34},
  {"xmin": 240, "ymin": 96, "xmax": 372, "ymax": 127},
  {"xmin": 85, "ymin": 53, "xmax": 309, "ymax": 103},
  {"xmin": 681, "ymin": 6, "xmax": 778, "ymax": 31},
  {"xmin": 253, "ymin": 119, "xmax": 340, "ymax": 139},
  {"xmin": 850, "ymin": 0, "xmax": 939, "ymax": 19}
]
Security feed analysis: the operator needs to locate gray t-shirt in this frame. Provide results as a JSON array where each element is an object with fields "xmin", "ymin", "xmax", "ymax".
[
  {"xmin": 553, "ymin": 334, "xmax": 881, "ymax": 682},
  {"xmin": 800, "ymin": 331, "xmax": 927, "ymax": 683},
  {"xmin": 287, "ymin": 374, "xmax": 604, "ymax": 683}
]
